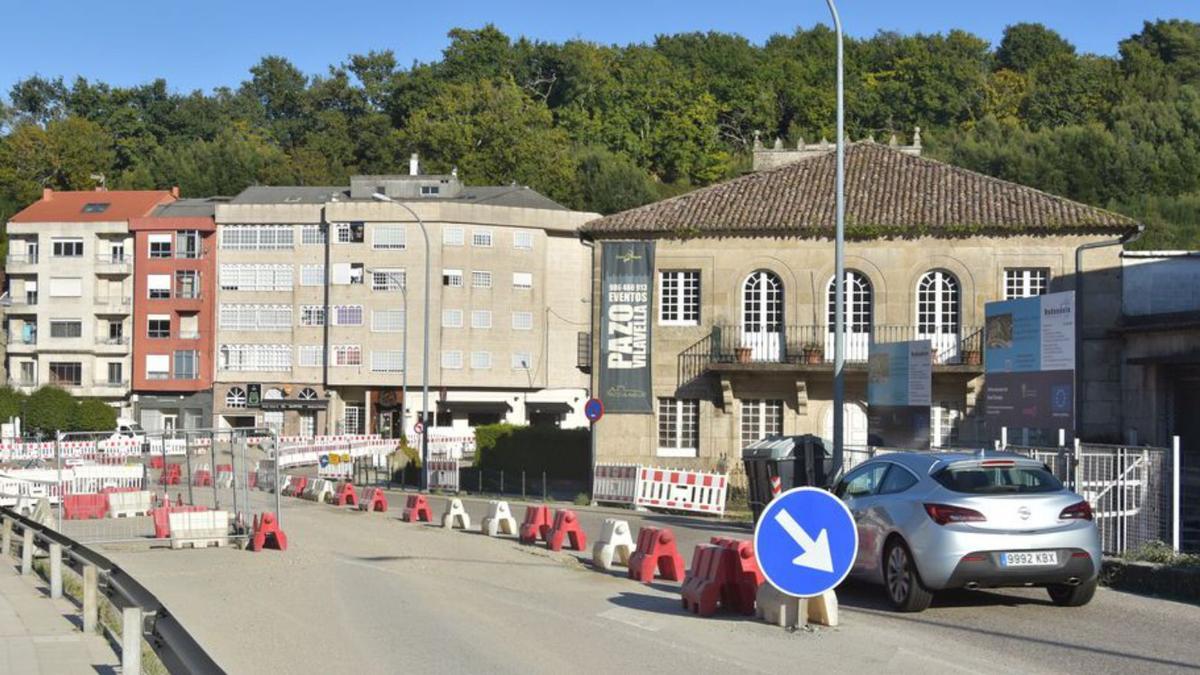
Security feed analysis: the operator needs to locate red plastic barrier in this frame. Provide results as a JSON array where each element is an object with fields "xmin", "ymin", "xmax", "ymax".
[
  {"xmin": 681, "ymin": 544, "xmax": 730, "ymax": 617},
  {"xmin": 161, "ymin": 465, "xmax": 181, "ymax": 485},
  {"xmin": 193, "ymin": 469, "xmax": 212, "ymax": 486},
  {"xmin": 401, "ymin": 495, "xmax": 433, "ymax": 522},
  {"xmin": 251, "ymin": 512, "xmax": 287, "ymax": 552},
  {"xmin": 519, "ymin": 505, "xmax": 553, "ymax": 544},
  {"xmin": 545, "ymin": 509, "xmax": 587, "ymax": 551},
  {"xmin": 100, "ymin": 486, "xmax": 139, "ymax": 494},
  {"xmin": 285, "ymin": 476, "xmax": 307, "ymax": 497},
  {"xmin": 149, "ymin": 456, "xmax": 165, "ymax": 469},
  {"xmin": 628, "ymin": 527, "xmax": 685, "ymax": 583},
  {"xmin": 334, "ymin": 482, "xmax": 358, "ymax": 507},
  {"xmin": 63, "ymin": 494, "xmax": 109, "ymax": 520},
  {"xmin": 709, "ymin": 537, "xmax": 762, "ymax": 615},
  {"xmin": 247, "ymin": 472, "xmax": 258, "ymax": 489},
  {"xmin": 358, "ymin": 488, "xmax": 388, "ymax": 513}
]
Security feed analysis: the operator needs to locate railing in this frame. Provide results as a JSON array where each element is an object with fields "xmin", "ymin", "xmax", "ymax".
[
  {"xmin": 678, "ymin": 324, "xmax": 983, "ymax": 385},
  {"xmin": 5, "ymin": 331, "xmax": 37, "ymax": 346},
  {"xmin": 95, "ymin": 254, "xmax": 131, "ymax": 265},
  {"xmin": 93, "ymin": 297, "xmax": 133, "ymax": 307},
  {"xmin": 96, "ymin": 336, "xmax": 130, "ymax": 346},
  {"xmin": 173, "ymin": 290, "xmax": 202, "ymax": 300},
  {"xmin": 7, "ymin": 377, "xmax": 37, "ymax": 388},
  {"xmin": 5, "ymin": 254, "xmax": 37, "ymax": 265},
  {"xmin": 178, "ymin": 330, "xmax": 200, "ymax": 340}
]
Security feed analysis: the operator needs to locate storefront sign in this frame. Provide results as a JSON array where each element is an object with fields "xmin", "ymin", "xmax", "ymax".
[
  {"xmin": 598, "ymin": 241, "xmax": 655, "ymax": 413},
  {"xmin": 984, "ymin": 291, "xmax": 1075, "ymax": 431},
  {"xmin": 867, "ymin": 340, "xmax": 932, "ymax": 448}
]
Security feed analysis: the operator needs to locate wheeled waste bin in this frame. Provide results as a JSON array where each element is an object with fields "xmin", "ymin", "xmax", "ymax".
[{"xmin": 741, "ymin": 434, "xmax": 831, "ymax": 523}]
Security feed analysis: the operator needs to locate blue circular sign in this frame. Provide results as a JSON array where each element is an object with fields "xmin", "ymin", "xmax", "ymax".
[
  {"xmin": 584, "ymin": 398, "xmax": 604, "ymax": 423},
  {"xmin": 753, "ymin": 487, "xmax": 858, "ymax": 598},
  {"xmin": 319, "ymin": 454, "xmax": 329, "ymax": 468}
]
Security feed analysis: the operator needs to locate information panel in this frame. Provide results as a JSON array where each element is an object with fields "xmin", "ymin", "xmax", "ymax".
[
  {"xmin": 984, "ymin": 291, "xmax": 1075, "ymax": 432},
  {"xmin": 867, "ymin": 340, "xmax": 932, "ymax": 449}
]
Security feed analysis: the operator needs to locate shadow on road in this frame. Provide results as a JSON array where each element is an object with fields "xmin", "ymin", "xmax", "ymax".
[
  {"xmin": 348, "ymin": 554, "xmax": 561, "ymax": 568},
  {"xmin": 836, "ymin": 579, "xmax": 1055, "ymax": 611},
  {"xmin": 607, "ymin": 591, "xmax": 757, "ymax": 624}
]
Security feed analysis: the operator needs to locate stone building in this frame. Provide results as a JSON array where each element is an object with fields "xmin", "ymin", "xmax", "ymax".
[{"xmin": 581, "ymin": 142, "xmax": 1140, "ymax": 474}]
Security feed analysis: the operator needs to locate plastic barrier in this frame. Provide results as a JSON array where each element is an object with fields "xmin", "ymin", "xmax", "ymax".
[
  {"xmin": 593, "ymin": 464, "xmax": 639, "ymax": 505},
  {"xmin": 635, "ymin": 468, "xmax": 727, "ymax": 516},
  {"xmin": 519, "ymin": 505, "xmax": 553, "ymax": 544},
  {"xmin": 251, "ymin": 512, "xmax": 288, "ymax": 552},
  {"xmin": 285, "ymin": 476, "xmax": 307, "ymax": 498},
  {"xmin": 169, "ymin": 510, "xmax": 230, "ymax": 549},
  {"xmin": 627, "ymin": 527, "xmax": 685, "ymax": 583},
  {"xmin": 334, "ymin": 482, "xmax": 358, "ymax": 507},
  {"xmin": 709, "ymin": 537, "xmax": 762, "ymax": 615},
  {"xmin": 756, "ymin": 584, "xmax": 839, "ymax": 629},
  {"xmin": 149, "ymin": 456, "xmax": 165, "ymax": 470},
  {"xmin": 107, "ymin": 490, "xmax": 153, "ymax": 518},
  {"xmin": 442, "ymin": 498, "xmax": 471, "ymax": 529},
  {"xmin": 592, "ymin": 519, "xmax": 636, "ymax": 570},
  {"xmin": 277, "ymin": 474, "xmax": 292, "ymax": 495},
  {"xmin": 309, "ymin": 479, "xmax": 335, "ymax": 504},
  {"xmin": 401, "ymin": 495, "xmax": 433, "ymax": 522},
  {"xmin": 63, "ymin": 494, "xmax": 109, "ymax": 520},
  {"xmin": 546, "ymin": 509, "xmax": 587, "ymax": 552},
  {"xmin": 358, "ymin": 488, "xmax": 388, "ymax": 513},
  {"xmin": 151, "ymin": 501, "xmax": 209, "ymax": 539},
  {"xmin": 681, "ymin": 544, "xmax": 728, "ymax": 616},
  {"xmin": 481, "ymin": 500, "xmax": 517, "ymax": 537},
  {"xmin": 428, "ymin": 459, "xmax": 460, "ymax": 492},
  {"xmin": 193, "ymin": 469, "xmax": 212, "ymax": 487},
  {"xmin": 161, "ymin": 464, "xmax": 181, "ymax": 485}
]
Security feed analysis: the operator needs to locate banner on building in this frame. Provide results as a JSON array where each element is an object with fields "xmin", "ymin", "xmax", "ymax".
[
  {"xmin": 598, "ymin": 241, "xmax": 655, "ymax": 413},
  {"xmin": 984, "ymin": 290, "xmax": 1075, "ymax": 432},
  {"xmin": 867, "ymin": 340, "xmax": 932, "ymax": 449}
]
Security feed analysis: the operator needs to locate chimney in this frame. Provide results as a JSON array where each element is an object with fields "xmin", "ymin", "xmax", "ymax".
[
  {"xmin": 42, "ymin": 188, "xmax": 52, "ymax": 201},
  {"xmin": 409, "ymin": 153, "xmax": 420, "ymax": 176},
  {"xmin": 171, "ymin": 186, "xmax": 180, "ymax": 198}
]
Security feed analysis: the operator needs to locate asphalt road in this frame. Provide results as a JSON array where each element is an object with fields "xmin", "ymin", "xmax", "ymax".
[{"xmin": 97, "ymin": 488, "xmax": 1200, "ymax": 674}]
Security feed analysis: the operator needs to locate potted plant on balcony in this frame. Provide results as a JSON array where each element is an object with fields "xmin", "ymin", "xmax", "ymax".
[
  {"xmin": 734, "ymin": 346, "xmax": 753, "ymax": 364},
  {"xmin": 962, "ymin": 348, "xmax": 983, "ymax": 366},
  {"xmin": 802, "ymin": 342, "xmax": 824, "ymax": 364}
]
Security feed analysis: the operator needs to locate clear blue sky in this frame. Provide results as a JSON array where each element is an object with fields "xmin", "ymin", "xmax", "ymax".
[{"xmin": 4, "ymin": 0, "xmax": 1199, "ymax": 95}]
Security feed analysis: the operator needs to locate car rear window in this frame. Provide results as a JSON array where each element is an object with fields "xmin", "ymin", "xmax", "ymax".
[{"xmin": 932, "ymin": 465, "xmax": 1063, "ymax": 494}]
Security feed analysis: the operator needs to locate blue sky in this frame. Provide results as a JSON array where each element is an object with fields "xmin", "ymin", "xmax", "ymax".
[{"xmin": 3, "ymin": 0, "xmax": 1199, "ymax": 95}]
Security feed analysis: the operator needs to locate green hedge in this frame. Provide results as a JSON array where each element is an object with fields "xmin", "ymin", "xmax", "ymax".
[{"xmin": 474, "ymin": 424, "xmax": 590, "ymax": 479}]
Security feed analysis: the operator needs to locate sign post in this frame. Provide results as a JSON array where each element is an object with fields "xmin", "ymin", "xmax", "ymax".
[{"xmin": 754, "ymin": 487, "xmax": 858, "ymax": 598}]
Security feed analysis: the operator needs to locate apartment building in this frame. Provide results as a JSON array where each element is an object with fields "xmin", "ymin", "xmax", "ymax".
[
  {"xmin": 129, "ymin": 199, "xmax": 221, "ymax": 431},
  {"xmin": 4, "ymin": 188, "xmax": 177, "ymax": 413},
  {"xmin": 211, "ymin": 164, "xmax": 596, "ymax": 437}
]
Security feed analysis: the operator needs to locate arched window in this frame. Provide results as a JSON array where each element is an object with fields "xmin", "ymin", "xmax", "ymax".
[
  {"xmin": 225, "ymin": 387, "xmax": 247, "ymax": 409},
  {"xmin": 263, "ymin": 388, "xmax": 284, "ymax": 400},
  {"xmin": 298, "ymin": 387, "xmax": 318, "ymax": 400},
  {"xmin": 741, "ymin": 270, "xmax": 784, "ymax": 360},
  {"xmin": 827, "ymin": 271, "xmax": 873, "ymax": 334},
  {"xmin": 916, "ymin": 271, "xmax": 959, "ymax": 335},
  {"xmin": 263, "ymin": 388, "xmax": 284, "ymax": 432}
]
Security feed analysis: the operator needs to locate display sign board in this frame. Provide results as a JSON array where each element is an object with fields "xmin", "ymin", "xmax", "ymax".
[
  {"xmin": 984, "ymin": 291, "xmax": 1075, "ymax": 432},
  {"xmin": 598, "ymin": 241, "xmax": 655, "ymax": 413},
  {"xmin": 867, "ymin": 340, "xmax": 932, "ymax": 449},
  {"xmin": 247, "ymin": 383, "xmax": 262, "ymax": 408}
]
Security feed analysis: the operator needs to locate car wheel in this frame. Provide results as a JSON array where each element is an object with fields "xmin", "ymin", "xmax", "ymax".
[
  {"xmin": 1047, "ymin": 578, "xmax": 1097, "ymax": 607},
  {"xmin": 884, "ymin": 540, "xmax": 934, "ymax": 612}
]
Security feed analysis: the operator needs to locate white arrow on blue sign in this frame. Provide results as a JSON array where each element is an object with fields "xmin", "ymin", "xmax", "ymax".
[
  {"xmin": 319, "ymin": 454, "xmax": 329, "ymax": 468},
  {"xmin": 753, "ymin": 486, "xmax": 858, "ymax": 598}
]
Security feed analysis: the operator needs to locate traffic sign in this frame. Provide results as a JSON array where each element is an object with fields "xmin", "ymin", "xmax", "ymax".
[
  {"xmin": 413, "ymin": 420, "xmax": 425, "ymax": 435},
  {"xmin": 753, "ymin": 487, "xmax": 858, "ymax": 598},
  {"xmin": 319, "ymin": 454, "xmax": 329, "ymax": 468},
  {"xmin": 584, "ymin": 398, "xmax": 604, "ymax": 423}
]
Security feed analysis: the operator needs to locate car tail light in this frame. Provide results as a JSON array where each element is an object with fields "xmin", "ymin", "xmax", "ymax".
[
  {"xmin": 924, "ymin": 503, "xmax": 987, "ymax": 525},
  {"xmin": 1059, "ymin": 500, "xmax": 1094, "ymax": 521},
  {"xmin": 1071, "ymin": 551, "xmax": 1092, "ymax": 559}
]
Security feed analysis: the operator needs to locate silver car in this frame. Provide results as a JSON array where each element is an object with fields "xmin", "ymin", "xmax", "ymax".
[{"xmin": 833, "ymin": 451, "xmax": 1101, "ymax": 612}]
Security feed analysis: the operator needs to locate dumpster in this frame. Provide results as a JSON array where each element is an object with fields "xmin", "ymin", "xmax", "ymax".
[{"xmin": 742, "ymin": 434, "xmax": 830, "ymax": 523}]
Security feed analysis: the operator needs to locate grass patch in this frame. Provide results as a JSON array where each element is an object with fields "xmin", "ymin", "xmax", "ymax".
[{"xmin": 1122, "ymin": 541, "xmax": 1200, "ymax": 568}]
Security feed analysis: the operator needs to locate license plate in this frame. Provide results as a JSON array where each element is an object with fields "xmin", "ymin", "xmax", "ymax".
[{"xmin": 1001, "ymin": 551, "xmax": 1058, "ymax": 567}]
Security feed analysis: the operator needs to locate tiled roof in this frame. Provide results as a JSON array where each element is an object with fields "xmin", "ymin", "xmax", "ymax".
[
  {"xmin": 9, "ymin": 190, "xmax": 175, "ymax": 223},
  {"xmin": 582, "ymin": 143, "xmax": 1139, "ymax": 237}
]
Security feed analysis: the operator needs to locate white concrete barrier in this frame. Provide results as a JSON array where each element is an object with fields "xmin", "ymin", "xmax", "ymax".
[
  {"xmin": 308, "ymin": 479, "xmax": 334, "ymax": 504},
  {"xmin": 591, "ymin": 518, "xmax": 636, "ymax": 570},
  {"xmin": 168, "ymin": 510, "xmax": 231, "ymax": 549},
  {"xmin": 756, "ymin": 584, "xmax": 839, "ymax": 628},
  {"xmin": 481, "ymin": 500, "xmax": 517, "ymax": 537},
  {"xmin": 442, "ymin": 498, "xmax": 471, "ymax": 530},
  {"xmin": 107, "ymin": 491, "xmax": 153, "ymax": 518}
]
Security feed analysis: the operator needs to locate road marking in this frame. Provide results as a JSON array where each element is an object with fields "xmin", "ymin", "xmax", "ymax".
[{"xmin": 597, "ymin": 607, "xmax": 662, "ymax": 632}]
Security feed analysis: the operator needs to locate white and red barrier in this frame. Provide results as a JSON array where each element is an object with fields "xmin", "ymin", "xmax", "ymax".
[
  {"xmin": 593, "ymin": 463, "xmax": 728, "ymax": 516},
  {"xmin": 593, "ymin": 464, "xmax": 639, "ymax": 505},
  {"xmin": 428, "ymin": 459, "xmax": 460, "ymax": 492}
]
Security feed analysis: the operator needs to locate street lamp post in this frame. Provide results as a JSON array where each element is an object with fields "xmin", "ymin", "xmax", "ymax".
[
  {"xmin": 371, "ymin": 194, "xmax": 431, "ymax": 490},
  {"xmin": 826, "ymin": 0, "xmax": 847, "ymax": 475}
]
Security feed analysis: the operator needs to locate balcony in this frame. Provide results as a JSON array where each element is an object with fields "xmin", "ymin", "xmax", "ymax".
[
  {"xmin": 93, "ymin": 297, "xmax": 133, "ymax": 314},
  {"xmin": 5, "ymin": 253, "xmax": 38, "ymax": 271},
  {"xmin": 8, "ymin": 377, "xmax": 37, "ymax": 392},
  {"xmin": 5, "ymin": 330, "xmax": 37, "ymax": 346},
  {"xmin": 678, "ymin": 324, "xmax": 983, "ymax": 385},
  {"xmin": 95, "ymin": 254, "xmax": 132, "ymax": 274},
  {"xmin": 95, "ymin": 336, "xmax": 131, "ymax": 353},
  {"xmin": 5, "ymin": 295, "xmax": 38, "ymax": 312}
]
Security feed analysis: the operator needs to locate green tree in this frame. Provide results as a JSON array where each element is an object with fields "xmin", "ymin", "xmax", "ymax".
[
  {"xmin": 23, "ymin": 387, "xmax": 79, "ymax": 435},
  {"xmin": 995, "ymin": 23, "xmax": 1076, "ymax": 72},
  {"xmin": 572, "ymin": 147, "xmax": 656, "ymax": 214},
  {"xmin": 76, "ymin": 398, "xmax": 117, "ymax": 432},
  {"xmin": 0, "ymin": 386, "xmax": 25, "ymax": 421}
]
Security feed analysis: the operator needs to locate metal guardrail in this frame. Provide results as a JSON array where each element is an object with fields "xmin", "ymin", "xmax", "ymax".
[{"xmin": 0, "ymin": 505, "xmax": 225, "ymax": 674}]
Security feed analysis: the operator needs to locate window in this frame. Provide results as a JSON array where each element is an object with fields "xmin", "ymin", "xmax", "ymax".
[
  {"xmin": 443, "ymin": 226, "xmax": 464, "ymax": 246},
  {"xmin": 82, "ymin": 202, "xmax": 109, "ymax": 214},
  {"xmin": 827, "ymin": 271, "xmax": 873, "ymax": 333},
  {"xmin": 332, "ymin": 345, "xmax": 362, "ymax": 367},
  {"xmin": 301, "ymin": 225, "xmax": 325, "ymax": 245},
  {"xmin": 371, "ymin": 350, "xmax": 404, "ymax": 372},
  {"xmin": 332, "ymin": 305, "xmax": 363, "ymax": 326},
  {"xmin": 148, "ymin": 233, "xmax": 172, "ymax": 258},
  {"xmin": 442, "ymin": 309, "xmax": 463, "ymax": 328},
  {"xmin": 52, "ymin": 238, "xmax": 83, "ymax": 257},
  {"xmin": 49, "ymin": 362, "xmax": 82, "ymax": 386},
  {"xmin": 219, "ymin": 265, "xmax": 292, "ymax": 291},
  {"xmin": 343, "ymin": 405, "xmax": 364, "ymax": 434},
  {"xmin": 226, "ymin": 387, "xmax": 247, "ymax": 408},
  {"xmin": 659, "ymin": 271, "xmax": 700, "ymax": 325},
  {"xmin": 49, "ymin": 320, "xmax": 82, "ymax": 338},
  {"xmin": 917, "ymin": 271, "xmax": 959, "ymax": 335},
  {"xmin": 441, "ymin": 350, "xmax": 463, "ymax": 369},
  {"xmin": 106, "ymin": 362, "xmax": 122, "ymax": 385},
  {"xmin": 420, "ymin": 185, "xmax": 440, "ymax": 196},
  {"xmin": 512, "ymin": 312, "xmax": 533, "ymax": 330},
  {"xmin": 512, "ymin": 352, "xmax": 532, "ymax": 370},
  {"xmin": 373, "ymin": 225, "xmax": 406, "ymax": 250},
  {"xmin": 471, "ymin": 271, "xmax": 493, "ymax": 288},
  {"xmin": 472, "ymin": 229, "xmax": 493, "ymax": 247},
  {"xmin": 471, "ymin": 310, "xmax": 492, "ymax": 329},
  {"xmin": 107, "ymin": 320, "xmax": 124, "ymax": 342},
  {"xmin": 176, "ymin": 231, "xmax": 201, "ymax": 259},
  {"xmin": 740, "ymin": 399, "xmax": 783, "ymax": 447},
  {"xmin": 17, "ymin": 362, "xmax": 35, "ymax": 386},
  {"xmin": 657, "ymin": 398, "xmax": 699, "ymax": 457},
  {"xmin": 218, "ymin": 305, "xmax": 292, "ymax": 330},
  {"xmin": 300, "ymin": 265, "xmax": 325, "ymax": 286},
  {"xmin": 148, "ymin": 274, "xmax": 171, "ymax": 299},
  {"xmin": 835, "ymin": 464, "xmax": 889, "ymax": 499},
  {"xmin": 217, "ymin": 345, "xmax": 292, "ymax": 372},
  {"xmin": 512, "ymin": 272, "xmax": 533, "ymax": 289},
  {"xmin": 334, "ymin": 222, "xmax": 364, "ymax": 243},
  {"xmin": 48, "ymin": 278, "xmax": 83, "ymax": 297},
  {"xmin": 372, "ymin": 309, "xmax": 405, "ymax": 332},
  {"xmin": 932, "ymin": 465, "xmax": 1063, "ymax": 495},
  {"xmin": 471, "ymin": 351, "xmax": 492, "ymax": 369},
  {"xmin": 372, "ymin": 269, "xmax": 405, "ymax": 291},
  {"xmin": 146, "ymin": 354, "xmax": 170, "ymax": 380},
  {"xmin": 932, "ymin": 403, "xmax": 963, "ymax": 448},
  {"xmin": 298, "ymin": 387, "xmax": 318, "ymax": 400},
  {"xmin": 220, "ymin": 225, "xmax": 294, "ymax": 250},
  {"xmin": 878, "ymin": 465, "xmax": 919, "ymax": 495},
  {"xmin": 174, "ymin": 271, "xmax": 200, "ymax": 299},
  {"xmin": 298, "ymin": 345, "xmax": 325, "ymax": 367},
  {"xmin": 178, "ymin": 314, "xmax": 198, "ymax": 339},
  {"xmin": 108, "ymin": 243, "xmax": 125, "ymax": 263},
  {"xmin": 442, "ymin": 268, "xmax": 463, "ymax": 287},
  {"xmin": 148, "ymin": 315, "xmax": 170, "ymax": 338},
  {"xmin": 300, "ymin": 305, "xmax": 326, "ymax": 326},
  {"xmin": 349, "ymin": 263, "xmax": 364, "ymax": 285},
  {"xmin": 1004, "ymin": 268, "xmax": 1049, "ymax": 299},
  {"xmin": 513, "ymin": 231, "xmax": 533, "ymax": 250}
]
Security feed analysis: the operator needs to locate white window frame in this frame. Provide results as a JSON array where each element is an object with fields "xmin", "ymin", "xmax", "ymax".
[
  {"xmin": 332, "ymin": 344, "xmax": 362, "ymax": 367},
  {"xmin": 300, "ymin": 265, "xmax": 325, "ymax": 286},
  {"xmin": 372, "ymin": 224, "xmax": 406, "ymax": 250},
  {"xmin": 659, "ymin": 270, "xmax": 700, "ymax": 326},
  {"xmin": 512, "ymin": 352, "xmax": 532, "ymax": 370},
  {"xmin": 1004, "ymin": 268, "xmax": 1050, "ymax": 299},
  {"xmin": 371, "ymin": 350, "xmax": 405, "ymax": 373},
  {"xmin": 443, "ymin": 268, "xmax": 463, "ymax": 287},
  {"xmin": 441, "ymin": 350, "xmax": 463, "ymax": 369},
  {"xmin": 442, "ymin": 309, "xmax": 463, "ymax": 328},
  {"xmin": 300, "ymin": 305, "xmax": 326, "ymax": 326},
  {"xmin": 471, "ymin": 229, "xmax": 493, "ymax": 247},
  {"xmin": 471, "ymin": 310, "xmax": 492, "ymax": 329},
  {"xmin": 443, "ymin": 226, "xmax": 464, "ymax": 246},
  {"xmin": 512, "ymin": 272, "xmax": 533, "ymax": 289},
  {"xmin": 740, "ymin": 399, "xmax": 784, "ymax": 447},
  {"xmin": 512, "ymin": 312, "xmax": 533, "ymax": 330},
  {"xmin": 301, "ymin": 225, "xmax": 325, "ymax": 245},
  {"xmin": 471, "ymin": 271, "xmax": 493, "ymax": 288},
  {"xmin": 513, "ymin": 231, "xmax": 534, "ymax": 250},
  {"xmin": 332, "ymin": 305, "xmax": 363, "ymax": 326},
  {"xmin": 298, "ymin": 345, "xmax": 325, "ymax": 367},
  {"xmin": 470, "ymin": 351, "xmax": 492, "ymax": 370},
  {"xmin": 657, "ymin": 398, "xmax": 699, "ymax": 457},
  {"xmin": 372, "ymin": 269, "xmax": 405, "ymax": 291},
  {"xmin": 371, "ymin": 309, "xmax": 405, "ymax": 332}
]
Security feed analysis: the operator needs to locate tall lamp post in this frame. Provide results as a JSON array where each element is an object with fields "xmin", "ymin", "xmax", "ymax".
[
  {"xmin": 826, "ymin": 0, "xmax": 847, "ymax": 475},
  {"xmin": 371, "ymin": 194, "xmax": 431, "ymax": 490}
]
